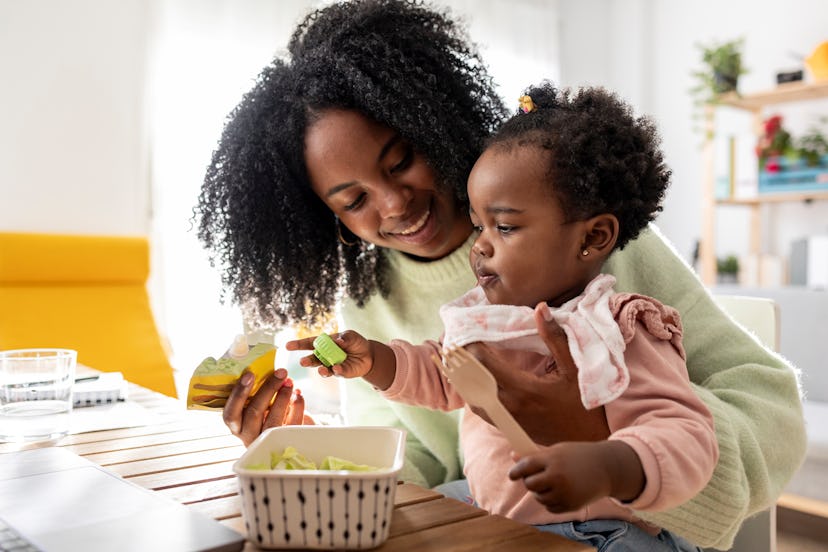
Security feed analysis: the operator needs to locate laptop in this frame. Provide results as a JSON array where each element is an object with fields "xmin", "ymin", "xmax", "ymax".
[{"xmin": 0, "ymin": 447, "xmax": 244, "ymax": 552}]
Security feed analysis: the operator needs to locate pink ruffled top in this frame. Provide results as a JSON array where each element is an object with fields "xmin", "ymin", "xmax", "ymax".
[{"xmin": 439, "ymin": 274, "xmax": 685, "ymax": 409}]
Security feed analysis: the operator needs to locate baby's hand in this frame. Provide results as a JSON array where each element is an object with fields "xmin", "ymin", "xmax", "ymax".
[
  {"xmin": 508, "ymin": 441, "xmax": 612, "ymax": 513},
  {"xmin": 286, "ymin": 330, "xmax": 374, "ymax": 379},
  {"xmin": 508, "ymin": 440, "xmax": 644, "ymax": 512}
]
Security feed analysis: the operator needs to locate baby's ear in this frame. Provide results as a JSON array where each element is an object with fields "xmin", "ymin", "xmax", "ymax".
[{"xmin": 581, "ymin": 214, "xmax": 618, "ymax": 258}]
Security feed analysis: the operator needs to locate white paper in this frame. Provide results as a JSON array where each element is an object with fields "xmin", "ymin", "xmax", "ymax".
[{"xmin": 68, "ymin": 400, "xmax": 160, "ymax": 434}]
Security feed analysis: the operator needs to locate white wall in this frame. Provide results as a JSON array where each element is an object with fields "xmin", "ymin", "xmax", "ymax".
[
  {"xmin": 0, "ymin": 0, "xmax": 152, "ymax": 236},
  {"xmin": 445, "ymin": 0, "xmax": 561, "ymax": 102}
]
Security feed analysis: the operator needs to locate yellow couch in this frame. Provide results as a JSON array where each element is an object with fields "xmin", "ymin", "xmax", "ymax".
[{"xmin": 0, "ymin": 232, "xmax": 177, "ymax": 397}]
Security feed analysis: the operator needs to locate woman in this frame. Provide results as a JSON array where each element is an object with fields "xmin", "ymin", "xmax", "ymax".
[{"xmin": 195, "ymin": 1, "xmax": 804, "ymax": 549}]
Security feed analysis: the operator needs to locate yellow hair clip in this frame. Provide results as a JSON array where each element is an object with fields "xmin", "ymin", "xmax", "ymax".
[{"xmin": 518, "ymin": 94, "xmax": 535, "ymax": 113}]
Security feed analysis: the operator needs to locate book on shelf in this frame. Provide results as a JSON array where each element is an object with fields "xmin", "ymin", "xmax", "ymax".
[
  {"xmin": 714, "ymin": 135, "xmax": 735, "ymax": 199},
  {"xmin": 714, "ymin": 133, "xmax": 759, "ymax": 199}
]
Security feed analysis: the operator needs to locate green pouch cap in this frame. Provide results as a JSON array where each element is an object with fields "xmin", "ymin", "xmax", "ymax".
[{"xmin": 313, "ymin": 333, "xmax": 347, "ymax": 367}]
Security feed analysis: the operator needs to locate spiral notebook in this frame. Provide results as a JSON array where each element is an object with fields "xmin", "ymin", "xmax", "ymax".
[{"xmin": 73, "ymin": 372, "xmax": 128, "ymax": 407}]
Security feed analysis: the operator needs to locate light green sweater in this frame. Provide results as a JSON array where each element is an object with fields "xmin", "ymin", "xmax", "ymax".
[{"xmin": 339, "ymin": 226, "xmax": 806, "ymax": 549}]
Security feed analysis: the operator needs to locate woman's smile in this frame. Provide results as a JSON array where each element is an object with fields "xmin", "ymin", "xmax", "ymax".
[
  {"xmin": 384, "ymin": 204, "xmax": 437, "ymax": 245},
  {"xmin": 395, "ymin": 207, "xmax": 430, "ymax": 235}
]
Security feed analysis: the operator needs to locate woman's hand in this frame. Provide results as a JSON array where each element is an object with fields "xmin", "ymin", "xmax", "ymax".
[
  {"xmin": 467, "ymin": 302, "xmax": 610, "ymax": 446},
  {"xmin": 507, "ymin": 440, "xmax": 645, "ymax": 512},
  {"xmin": 223, "ymin": 367, "xmax": 312, "ymax": 446}
]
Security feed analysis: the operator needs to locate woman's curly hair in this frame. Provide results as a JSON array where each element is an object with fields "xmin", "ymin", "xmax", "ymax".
[
  {"xmin": 195, "ymin": 0, "xmax": 506, "ymax": 328},
  {"xmin": 490, "ymin": 82, "xmax": 671, "ymax": 250}
]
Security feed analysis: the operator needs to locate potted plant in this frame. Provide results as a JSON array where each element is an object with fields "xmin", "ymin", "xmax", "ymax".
[
  {"xmin": 691, "ymin": 38, "xmax": 747, "ymax": 98},
  {"xmin": 716, "ymin": 255, "xmax": 739, "ymax": 284},
  {"xmin": 690, "ymin": 38, "xmax": 748, "ymax": 137},
  {"xmin": 794, "ymin": 116, "xmax": 828, "ymax": 167},
  {"xmin": 755, "ymin": 114, "xmax": 793, "ymax": 172}
]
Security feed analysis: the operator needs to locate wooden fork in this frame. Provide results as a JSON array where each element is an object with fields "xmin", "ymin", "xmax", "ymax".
[{"xmin": 437, "ymin": 347, "xmax": 539, "ymax": 456}]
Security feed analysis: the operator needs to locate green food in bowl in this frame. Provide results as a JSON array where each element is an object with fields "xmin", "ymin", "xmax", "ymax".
[{"xmin": 246, "ymin": 446, "xmax": 379, "ymax": 472}]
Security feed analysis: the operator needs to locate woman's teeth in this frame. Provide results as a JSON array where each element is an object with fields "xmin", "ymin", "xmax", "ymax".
[{"xmin": 397, "ymin": 209, "xmax": 430, "ymax": 235}]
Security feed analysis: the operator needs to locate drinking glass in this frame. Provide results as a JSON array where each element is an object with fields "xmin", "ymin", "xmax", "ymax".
[{"xmin": 0, "ymin": 348, "xmax": 77, "ymax": 442}]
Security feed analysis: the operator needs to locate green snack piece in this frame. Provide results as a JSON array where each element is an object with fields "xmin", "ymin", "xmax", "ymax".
[
  {"xmin": 320, "ymin": 455, "xmax": 378, "ymax": 472},
  {"xmin": 270, "ymin": 446, "xmax": 318, "ymax": 470},
  {"xmin": 247, "ymin": 446, "xmax": 380, "ymax": 472},
  {"xmin": 313, "ymin": 333, "xmax": 347, "ymax": 367}
]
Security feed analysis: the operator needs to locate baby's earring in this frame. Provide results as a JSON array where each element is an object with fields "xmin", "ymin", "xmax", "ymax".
[{"xmin": 581, "ymin": 249, "xmax": 590, "ymax": 256}]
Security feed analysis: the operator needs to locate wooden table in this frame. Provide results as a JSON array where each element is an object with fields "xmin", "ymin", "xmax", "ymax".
[{"xmin": 0, "ymin": 376, "xmax": 591, "ymax": 551}]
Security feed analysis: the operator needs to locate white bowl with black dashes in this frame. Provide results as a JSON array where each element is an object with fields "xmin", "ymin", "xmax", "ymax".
[{"xmin": 233, "ymin": 426, "xmax": 406, "ymax": 549}]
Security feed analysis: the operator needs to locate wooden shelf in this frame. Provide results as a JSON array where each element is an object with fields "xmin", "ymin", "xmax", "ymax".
[
  {"xmin": 699, "ymin": 80, "xmax": 828, "ymax": 285},
  {"xmin": 718, "ymin": 80, "xmax": 828, "ymax": 111},
  {"xmin": 716, "ymin": 190, "xmax": 828, "ymax": 205}
]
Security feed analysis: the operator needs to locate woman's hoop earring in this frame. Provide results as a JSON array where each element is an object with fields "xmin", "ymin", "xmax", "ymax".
[{"xmin": 335, "ymin": 216, "xmax": 359, "ymax": 246}]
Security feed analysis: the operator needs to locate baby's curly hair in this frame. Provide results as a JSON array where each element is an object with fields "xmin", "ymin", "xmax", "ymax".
[
  {"xmin": 490, "ymin": 83, "xmax": 671, "ymax": 250},
  {"xmin": 195, "ymin": 0, "xmax": 506, "ymax": 328}
]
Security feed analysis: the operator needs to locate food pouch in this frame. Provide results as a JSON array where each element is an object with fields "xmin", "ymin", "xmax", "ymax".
[{"xmin": 186, "ymin": 341, "xmax": 276, "ymax": 410}]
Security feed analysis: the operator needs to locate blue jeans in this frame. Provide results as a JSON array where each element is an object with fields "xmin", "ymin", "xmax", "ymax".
[{"xmin": 434, "ymin": 479, "xmax": 702, "ymax": 552}]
